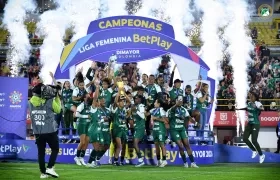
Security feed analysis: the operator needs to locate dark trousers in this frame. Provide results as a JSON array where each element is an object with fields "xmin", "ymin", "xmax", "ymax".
[
  {"xmin": 277, "ymin": 137, "xmax": 280, "ymax": 152},
  {"xmin": 64, "ymin": 109, "xmax": 75, "ymax": 135},
  {"xmin": 55, "ymin": 110, "xmax": 65, "ymax": 135},
  {"xmin": 243, "ymin": 124, "xmax": 263, "ymax": 155},
  {"xmin": 35, "ymin": 132, "xmax": 59, "ymax": 174},
  {"xmin": 145, "ymin": 115, "xmax": 151, "ymax": 136}
]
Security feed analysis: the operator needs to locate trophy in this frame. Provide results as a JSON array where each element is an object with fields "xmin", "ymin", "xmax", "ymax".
[{"xmin": 117, "ymin": 81, "xmax": 125, "ymax": 95}]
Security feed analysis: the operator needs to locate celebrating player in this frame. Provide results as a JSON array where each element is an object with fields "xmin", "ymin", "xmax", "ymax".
[
  {"xmin": 74, "ymin": 93, "xmax": 91, "ymax": 166},
  {"xmin": 130, "ymin": 95, "xmax": 146, "ymax": 167},
  {"xmin": 112, "ymin": 88, "xmax": 131, "ymax": 166},
  {"xmin": 184, "ymin": 85, "xmax": 200, "ymax": 127},
  {"xmin": 98, "ymin": 95, "xmax": 112, "ymax": 162},
  {"xmin": 236, "ymin": 91, "xmax": 265, "ymax": 163},
  {"xmin": 150, "ymin": 98, "xmax": 168, "ymax": 167},
  {"xmin": 87, "ymin": 85, "xmax": 105, "ymax": 167},
  {"xmin": 167, "ymin": 96, "xmax": 199, "ymax": 168}
]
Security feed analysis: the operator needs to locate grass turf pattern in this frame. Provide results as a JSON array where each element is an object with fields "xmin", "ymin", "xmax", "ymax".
[{"xmin": 0, "ymin": 162, "xmax": 279, "ymax": 180}]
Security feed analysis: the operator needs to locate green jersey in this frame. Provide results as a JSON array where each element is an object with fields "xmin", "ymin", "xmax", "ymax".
[
  {"xmin": 99, "ymin": 107, "xmax": 111, "ymax": 133},
  {"xmin": 196, "ymin": 91, "xmax": 210, "ymax": 112},
  {"xmin": 169, "ymin": 88, "xmax": 184, "ymax": 101},
  {"xmin": 62, "ymin": 89, "xmax": 73, "ymax": 104},
  {"xmin": 167, "ymin": 106, "xmax": 189, "ymax": 130},
  {"xmin": 72, "ymin": 87, "xmax": 87, "ymax": 106},
  {"xmin": 99, "ymin": 88, "xmax": 113, "ymax": 108},
  {"xmin": 112, "ymin": 107, "xmax": 128, "ymax": 130},
  {"xmin": 88, "ymin": 107, "xmax": 102, "ymax": 132},
  {"xmin": 145, "ymin": 84, "xmax": 162, "ymax": 104},
  {"xmin": 183, "ymin": 94, "xmax": 194, "ymax": 110},
  {"xmin": 76, "ymin": 102, "xmax": 92, "ymax": 124},
  {"xmin": 132, "ymin": 104, "xmax": 145, "ymax": 129},
  {"xmin": 150, "ymin": 107, "xmax": 166, "ymax": 131},
  {"xmin": 247, "ymin": 101, "xmax": 262, "ymax": 125}
]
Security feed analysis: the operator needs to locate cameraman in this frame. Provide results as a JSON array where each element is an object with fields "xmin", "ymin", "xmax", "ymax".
[{"xmin": 29, "ymin": 83, "xmax": 61, "ymax": 178}]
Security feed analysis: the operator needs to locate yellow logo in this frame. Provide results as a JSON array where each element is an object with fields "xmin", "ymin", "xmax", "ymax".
[{"xmin": 258, "ymin": 4, "xmax": 273, "ymax": 18}]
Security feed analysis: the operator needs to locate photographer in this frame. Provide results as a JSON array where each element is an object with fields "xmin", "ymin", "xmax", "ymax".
[{"xmin": 29, "ymin": 83, "xmax": 61, "ymax": 178}]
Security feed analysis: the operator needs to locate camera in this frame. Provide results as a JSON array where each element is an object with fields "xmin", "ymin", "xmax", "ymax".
[{"xmin": 41, "ymin": 85, "xmax": 61, "ymax": 99}]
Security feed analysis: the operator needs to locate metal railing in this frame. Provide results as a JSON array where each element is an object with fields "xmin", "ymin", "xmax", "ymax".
[{"xmin": 216, "ymin": 98, "xmax": 280, "ymax": 107}]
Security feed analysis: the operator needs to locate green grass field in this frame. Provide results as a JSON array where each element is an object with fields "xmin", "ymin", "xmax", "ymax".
[{"xmin": 0, "ymin": 162, "xmax": 279, "ymax": 180}]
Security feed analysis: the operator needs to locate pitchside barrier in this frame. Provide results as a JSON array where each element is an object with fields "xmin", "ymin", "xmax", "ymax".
[
  {"xmin": 1, "ymin": 139, "xmax": 280, "ymax": 164},
  {"xmin": 0, "ymin": 139, "xmax": 214, "ymax": 165}
]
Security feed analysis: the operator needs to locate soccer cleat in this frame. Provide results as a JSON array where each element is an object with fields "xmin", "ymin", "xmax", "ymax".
[
  {"xmin": 74, "ymin": 157, "xmax": 82, "ymax": 166},
  {"xmin": 165, "ymin": 138, "xmax": 171, "ymax": 144},
  {"xmin": 191, "ymin": 162, "xmax": 199, "ymax": 168},
  {"xmin": 46, "ymin": 168, "xmax": 59, "ymax": 178},
  {"xmin": 184, "ymin": 163, "xmax": 189, "ymax": 168},
  {"xmin": 125, "ymin": 158, "xmax": 130, "ymax": 164},
  {"xmin": 171, "ymin": 142, "xmax": 177, "ymax": 148},
  {"xmin": 86, "ymin": 162, "xmax": 98, "ymax": 168},
  {"xmin": 252, "ymin": 151, "xmax": 258, "ymax": 159},
  {"xmin": 135, "ymin": 161, "xmax": 145, "ymax": 167},
  {"xmin": 79, "ymin": 158, "xmax": 87, "ymax": 166},
  {"xmin": 114, "ymin": 162, "xmax": 121, "ymax": 166},
  {"xmin": 156, "ymin": 160, "xmax": 162, "ymax": 167},
  {"xmin": 259, "ymin": 154, "xmax": 265, "ymax": 164},
  {"xmin": 159, "ymin": 160, "xmax": 167, "ymax": 167},
  {"xmin": 40, "ymin": 174, "xmax": 48, "ymax": 179},
  {"xmin": 96, "ymin": 160, "xmax": 101, "ymax": 167}
]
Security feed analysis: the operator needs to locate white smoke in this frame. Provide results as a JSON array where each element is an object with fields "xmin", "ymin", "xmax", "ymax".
[
  {"xmin": 37, "ymin": 1, "xmax": 71, "ymax": 84},
  {"xmin": 65, "ymin": 0, "xmax": 100, "ymax": 42},
  {"xmin": 99, "ymin": 0, "xmax": 109, "ymax": 18},
  {"xmin": 195, "ymin": 0, "xmax": 227, "ymax": 131},
  {"xmin": 223, "ymin": 0, "xmax": 253, "ymax": 131},
  {"xmin": 106, "ymin": 0, "xmax": 127, "ymax": 16},
  {"xmin": 135, "ymin": 0, "xmax": 157, "ymax": 18},
  {"xmin": 165, "ymin": 0, "xmax": 194, "ymax": 45},
  {"xmin": 136, "ymin": 0, "xmax": 170, "ymax": 77},
  {"xmin": 2, "ymin": 0, "xmax": 36, "ymax": 76},
  {"xmin": 60, "ymin": 0, "xmax": 100, "ymax": 80}
]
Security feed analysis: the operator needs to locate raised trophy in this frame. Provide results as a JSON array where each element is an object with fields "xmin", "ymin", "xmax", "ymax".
[{"xmin": 117, "ymin": 81, "xmax": 125, "ymax": 95}]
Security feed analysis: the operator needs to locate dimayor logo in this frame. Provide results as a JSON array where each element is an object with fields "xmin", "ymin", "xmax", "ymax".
[
  {"xmin": 116, "ymin": 50, "xmax": 141, "ymax": 59},
  {"xmin": 258, "ymin": 4, "xmax": 273, "ymax": 18},
  {"xmin": 9, "ymin": 91, "xmax": 22, "ymax": 108},
  {"xmin": 0, "ymin": 144, "xmax": 30, "ymax": 154}
]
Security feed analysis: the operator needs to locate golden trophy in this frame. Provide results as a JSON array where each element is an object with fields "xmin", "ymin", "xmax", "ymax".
[{"xmin": 117, "ymin": 81, "xmax": 125, "ymax": 95}]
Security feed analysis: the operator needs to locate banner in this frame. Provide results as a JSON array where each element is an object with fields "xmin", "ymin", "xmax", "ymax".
[
  {"xmin": 0, "ymin": 140, "xmax": 214, "ymax": 165},
  {"xmin": 87, "ymin": 15, "xmax": 175, "ymax": 38},
  {"xmin": 59, "ymin": 28, "xmax": 209, "ymax": 72},
  {"xmin": 214, "ymin": 111, "xmax": 280, "ymax": 127},
  {"xmin": 54, "ymin": 64, "xmax": 70, "ymax": 80},
  {"xmin": 0, "ymin": 77, "xmax": 28, "ymax": 139},
  {"xmin": 214, "ymin": 143, "xmax": 280, "ymax": 163}
]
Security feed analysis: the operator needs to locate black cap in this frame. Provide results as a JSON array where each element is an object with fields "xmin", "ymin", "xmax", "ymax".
[
  {"xmin": 174, "ymin": 79, "xmax": 183, "ymax": 84},
  {"xmin": 185, "ymin": 85, "xmax": 191, "ymax": 89},
  {"xmin": 32, "ymin": 83, "xmax": 44, "ymax": 95}
]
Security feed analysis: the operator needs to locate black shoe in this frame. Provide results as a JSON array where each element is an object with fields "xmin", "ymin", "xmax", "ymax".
[
  {"xmin": 114, "ymin": 162, "xmax": 121, "ymax": 166},
  {"xmin": 274, "ymin": 151, "xmax": 279, "ymax": 154}
]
